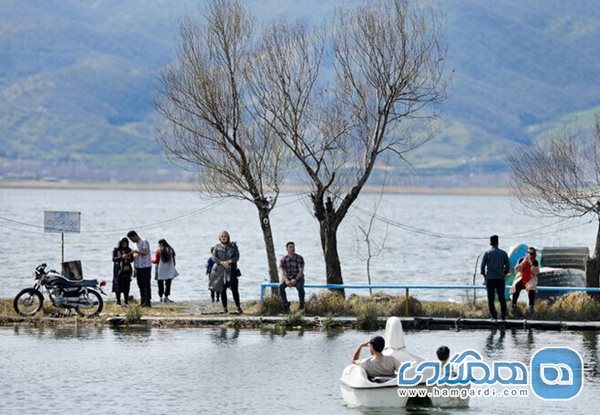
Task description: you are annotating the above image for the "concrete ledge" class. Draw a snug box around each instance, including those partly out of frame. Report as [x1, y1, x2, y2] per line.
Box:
[3, 315, 600, 331]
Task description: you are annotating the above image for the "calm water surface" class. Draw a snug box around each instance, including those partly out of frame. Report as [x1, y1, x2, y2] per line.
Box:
[0, 188, 596, 301]
[0, 326, 599, 413]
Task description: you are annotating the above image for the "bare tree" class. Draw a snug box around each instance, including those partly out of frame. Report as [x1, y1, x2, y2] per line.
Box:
[247, 0, 446, 291]
[155, 0, 287, 285]
[355, 188, 389, 296]
[507, 114, 600, 288]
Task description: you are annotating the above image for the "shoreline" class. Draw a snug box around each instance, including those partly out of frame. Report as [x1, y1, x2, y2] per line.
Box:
[0, 180, 510, 196]
[3, 298, 599, 331]
[3, 314, 600, 332]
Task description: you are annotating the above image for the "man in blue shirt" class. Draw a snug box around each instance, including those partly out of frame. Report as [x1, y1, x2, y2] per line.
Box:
[480, 235, 510, 320]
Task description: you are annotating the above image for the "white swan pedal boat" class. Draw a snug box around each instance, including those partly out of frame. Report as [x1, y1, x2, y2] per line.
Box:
[339, 317, 470, 408]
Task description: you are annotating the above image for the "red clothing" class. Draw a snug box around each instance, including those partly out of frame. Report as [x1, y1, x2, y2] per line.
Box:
[519, 256, 538, 284]
[521, 260, 532, 284]
[151, 249, 160, 264]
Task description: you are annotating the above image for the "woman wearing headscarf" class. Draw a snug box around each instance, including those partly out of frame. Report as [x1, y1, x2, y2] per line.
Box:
[112, 237, 133, 306]
[510, 246, 539, 315]
[152, 239, 178, 303]
[209, 230, 242, 314]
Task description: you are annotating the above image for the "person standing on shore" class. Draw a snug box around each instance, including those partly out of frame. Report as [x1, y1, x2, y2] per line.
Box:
[480, 235, 510, 320]
[209, 230, 242, 314]
[127, 230, 152, 308]
[112, 237, 133, 306]
[510, 246, 539, 315]
[152, 239, 178, 303]
[279, 241, 305, 312]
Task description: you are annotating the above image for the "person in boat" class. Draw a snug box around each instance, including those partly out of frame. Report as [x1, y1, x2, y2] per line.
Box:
[436, 345, 450, 366]
[510, 246, 539, 315]
[436, 345, 459, 378]
[480, 235, 510, 320]
[352, 336, 400, 378]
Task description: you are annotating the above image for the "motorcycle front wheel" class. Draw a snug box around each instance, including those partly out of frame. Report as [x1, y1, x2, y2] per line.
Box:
[75, 290, 103, 317]
[14, 288, 44, 316]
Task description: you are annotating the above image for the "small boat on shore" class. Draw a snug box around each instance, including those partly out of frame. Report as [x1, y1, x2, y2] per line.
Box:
[339, 317, 470, 408]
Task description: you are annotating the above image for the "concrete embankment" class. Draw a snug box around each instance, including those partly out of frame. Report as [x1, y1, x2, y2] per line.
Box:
[3, 314, 600, 331]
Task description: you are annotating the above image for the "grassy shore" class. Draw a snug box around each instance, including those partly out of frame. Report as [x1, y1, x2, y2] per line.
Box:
[2, 291, 599, 330]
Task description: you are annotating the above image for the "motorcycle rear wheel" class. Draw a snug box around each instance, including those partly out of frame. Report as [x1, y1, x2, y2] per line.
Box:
[14, 288, 44, 316]
[75, 290, 103, 317]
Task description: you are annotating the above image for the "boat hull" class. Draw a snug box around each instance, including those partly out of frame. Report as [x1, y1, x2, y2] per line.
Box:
[340, 383, 470, 408]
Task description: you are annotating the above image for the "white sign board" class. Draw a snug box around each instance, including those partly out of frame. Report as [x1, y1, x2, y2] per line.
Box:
[44, 211, 81, 234]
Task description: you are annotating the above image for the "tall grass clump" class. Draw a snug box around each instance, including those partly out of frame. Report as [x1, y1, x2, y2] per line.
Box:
[259, 295, 286, 315]
[535, 293, 600, 321]
[125, 305, 144, 324]
[351, 297, 384, 331]
[277, 311, 304, 329]
[305, 291, 348, 316]
[388, 296, 423, 316]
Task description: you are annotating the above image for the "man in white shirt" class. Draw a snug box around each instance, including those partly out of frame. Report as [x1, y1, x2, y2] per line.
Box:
[352, 336, 400, 378]
[127, 230, 152, 307]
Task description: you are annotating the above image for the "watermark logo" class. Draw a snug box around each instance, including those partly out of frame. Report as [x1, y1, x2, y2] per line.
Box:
[530, 347, 583, 401]
[397, 347, 583, 400]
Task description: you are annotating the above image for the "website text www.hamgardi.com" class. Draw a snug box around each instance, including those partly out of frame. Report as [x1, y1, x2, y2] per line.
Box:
[397, 387, 529, 399]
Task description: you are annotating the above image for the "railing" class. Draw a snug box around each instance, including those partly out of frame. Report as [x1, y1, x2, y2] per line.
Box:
[260, 282, 600, 314]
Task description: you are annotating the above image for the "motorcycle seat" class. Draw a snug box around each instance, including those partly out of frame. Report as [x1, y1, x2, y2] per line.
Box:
[53, 277, 98, 288]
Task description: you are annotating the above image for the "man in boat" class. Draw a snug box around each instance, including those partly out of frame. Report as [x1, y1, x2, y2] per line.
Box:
[279, 241, 305, 312]
[480, 235, 510, 320]
[352, 336, 400, 378]
[436, 345, 450, 366]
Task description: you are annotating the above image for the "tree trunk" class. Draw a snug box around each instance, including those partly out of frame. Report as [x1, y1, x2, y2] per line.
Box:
[258, 208, 279, 295]
[586, 217, 600, 299]
[319, 218, 345, 296]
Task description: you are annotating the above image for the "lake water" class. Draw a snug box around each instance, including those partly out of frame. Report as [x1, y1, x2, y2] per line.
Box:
[0, 188, 596, 302]
[0, 326, 599, 413]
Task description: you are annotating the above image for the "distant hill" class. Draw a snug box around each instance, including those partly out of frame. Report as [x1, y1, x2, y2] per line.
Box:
[1, 0, 600, 186]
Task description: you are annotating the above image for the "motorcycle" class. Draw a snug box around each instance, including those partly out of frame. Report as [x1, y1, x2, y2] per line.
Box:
[13, 263, 107, 317]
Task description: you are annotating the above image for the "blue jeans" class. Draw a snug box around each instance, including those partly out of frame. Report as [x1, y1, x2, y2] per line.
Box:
[279, 278, 305, 309]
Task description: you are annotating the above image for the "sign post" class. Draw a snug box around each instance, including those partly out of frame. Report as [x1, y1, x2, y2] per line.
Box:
[44, 211, 81, 263]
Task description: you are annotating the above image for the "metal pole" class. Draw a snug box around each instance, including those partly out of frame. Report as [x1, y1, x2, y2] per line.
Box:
[61, 232, 64, 264]
[405, 288, 409, 315]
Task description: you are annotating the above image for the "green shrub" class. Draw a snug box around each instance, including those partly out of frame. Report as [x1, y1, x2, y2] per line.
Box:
[353, 300, 384, 331]
[125, 305, 144, 324]
[277, 311, 304, 329]
[319, 314, 335, 329]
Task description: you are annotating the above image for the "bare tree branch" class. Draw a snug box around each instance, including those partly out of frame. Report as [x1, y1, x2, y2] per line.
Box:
[155, 0, 288, 284]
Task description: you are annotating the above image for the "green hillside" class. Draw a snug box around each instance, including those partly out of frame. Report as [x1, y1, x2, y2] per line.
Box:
[1, 0, 600, 185]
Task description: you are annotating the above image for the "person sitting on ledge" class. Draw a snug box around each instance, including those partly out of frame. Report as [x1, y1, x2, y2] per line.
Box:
[352, 336, 400, 378]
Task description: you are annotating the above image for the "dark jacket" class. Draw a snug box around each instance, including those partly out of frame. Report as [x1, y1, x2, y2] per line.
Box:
[112, 246, 133, 293]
